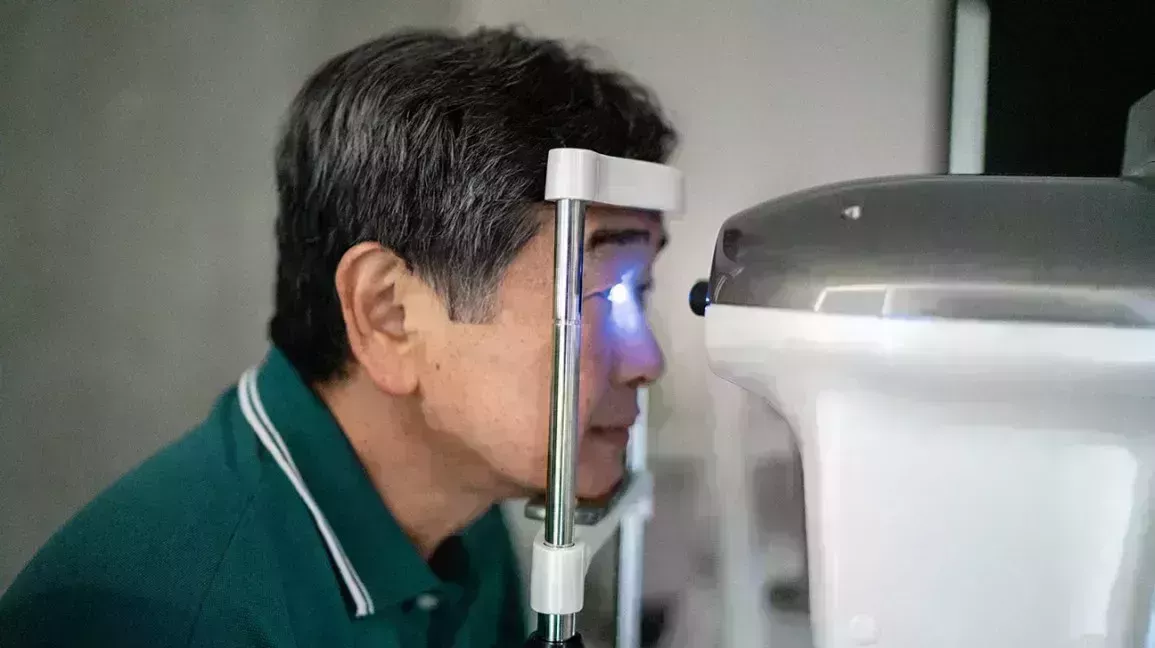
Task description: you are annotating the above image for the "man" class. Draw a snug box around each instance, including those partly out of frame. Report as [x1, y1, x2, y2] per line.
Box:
[0, 26, 677, 647]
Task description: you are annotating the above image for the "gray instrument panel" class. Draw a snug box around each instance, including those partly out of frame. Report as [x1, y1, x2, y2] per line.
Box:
[707, 175, 1155, 327]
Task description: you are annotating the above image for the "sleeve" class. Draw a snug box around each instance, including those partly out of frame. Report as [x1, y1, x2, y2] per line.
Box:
[0, 584, 190, 648]
[185, 596, 283, 648]
[0, 584, 281, 648]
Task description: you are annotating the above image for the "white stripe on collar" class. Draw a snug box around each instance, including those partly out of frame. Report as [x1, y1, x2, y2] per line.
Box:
[238, 367, 376, 617]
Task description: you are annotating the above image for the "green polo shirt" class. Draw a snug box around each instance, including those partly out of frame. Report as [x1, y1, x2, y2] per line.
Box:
[0, 349, 526, 647]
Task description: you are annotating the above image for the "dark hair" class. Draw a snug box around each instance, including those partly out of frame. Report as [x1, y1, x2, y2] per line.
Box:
[268, 27, 678, 383]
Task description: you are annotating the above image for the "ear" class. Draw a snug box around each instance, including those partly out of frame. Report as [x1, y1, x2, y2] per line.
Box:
[334, 242, 420, 396]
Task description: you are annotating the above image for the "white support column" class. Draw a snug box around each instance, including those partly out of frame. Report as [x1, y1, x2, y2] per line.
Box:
[949, 0, 991, 175]
[709, 377, 768, 648]
[616, 387, 651, 648]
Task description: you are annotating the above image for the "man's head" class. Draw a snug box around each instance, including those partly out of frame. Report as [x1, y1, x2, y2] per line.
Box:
[269, 27, 677, 499]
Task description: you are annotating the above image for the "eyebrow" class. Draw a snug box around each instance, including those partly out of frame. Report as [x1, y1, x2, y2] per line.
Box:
[586, 228, 669, 254]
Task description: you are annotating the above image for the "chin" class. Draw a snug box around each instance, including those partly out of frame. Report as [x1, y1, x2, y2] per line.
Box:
[577, 465, 626, 500]
[513, 453, 626, 501]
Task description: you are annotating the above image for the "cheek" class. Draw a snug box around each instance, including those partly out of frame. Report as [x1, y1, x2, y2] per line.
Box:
[417, 321, 556, 479]
[481, 301, 614, 436]
[499, 316, 612, 440]
[416, 299, 617, 488]
[428, 329, 551, 433]
[580, 304, 616, 405]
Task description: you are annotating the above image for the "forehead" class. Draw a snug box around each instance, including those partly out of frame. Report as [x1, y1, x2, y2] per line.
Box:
[533, 203, 664, 232]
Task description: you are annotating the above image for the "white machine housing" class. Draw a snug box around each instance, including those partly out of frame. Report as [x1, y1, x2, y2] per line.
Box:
[704, 174, 1155, 648]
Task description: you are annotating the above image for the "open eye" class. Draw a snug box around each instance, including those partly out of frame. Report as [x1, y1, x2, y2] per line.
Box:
[588, 280, 652, 308]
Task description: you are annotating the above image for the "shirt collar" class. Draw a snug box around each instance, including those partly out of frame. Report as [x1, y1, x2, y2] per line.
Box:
[249, 348, 444, 616]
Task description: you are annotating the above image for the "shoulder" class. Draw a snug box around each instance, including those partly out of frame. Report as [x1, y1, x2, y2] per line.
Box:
[0, 388, 295, 647]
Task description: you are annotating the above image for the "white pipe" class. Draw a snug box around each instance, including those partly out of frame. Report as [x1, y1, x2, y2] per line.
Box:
[616, 387, 650, 648]
[949, 0, 991, 174]
[710, 377, 768, 648]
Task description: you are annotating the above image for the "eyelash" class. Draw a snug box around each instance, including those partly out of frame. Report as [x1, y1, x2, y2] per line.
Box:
[637, 282, 653, 308]
[586, 282, 654, 307]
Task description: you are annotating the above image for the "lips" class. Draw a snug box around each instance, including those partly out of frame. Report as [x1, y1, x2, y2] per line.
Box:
[590, 409, 640, 431]
[589, 425, 632, 447]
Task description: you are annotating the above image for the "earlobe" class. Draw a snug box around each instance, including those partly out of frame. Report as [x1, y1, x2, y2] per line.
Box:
[334, 242, 420, 396]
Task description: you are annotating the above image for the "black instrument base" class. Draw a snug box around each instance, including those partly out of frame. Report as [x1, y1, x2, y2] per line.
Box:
[521, 631, 586, 647]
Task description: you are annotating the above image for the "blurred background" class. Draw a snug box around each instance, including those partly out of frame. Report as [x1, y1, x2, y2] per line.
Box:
[2, 1, 1151, 646]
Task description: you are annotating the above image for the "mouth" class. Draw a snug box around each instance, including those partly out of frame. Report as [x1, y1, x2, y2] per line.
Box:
[589, 425, 632, 448]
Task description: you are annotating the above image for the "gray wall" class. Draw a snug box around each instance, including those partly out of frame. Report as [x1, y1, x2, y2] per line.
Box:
[0, 0, 460, 589]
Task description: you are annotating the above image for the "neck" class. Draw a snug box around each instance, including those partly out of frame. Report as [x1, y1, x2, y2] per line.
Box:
[317, 377, 499, 558]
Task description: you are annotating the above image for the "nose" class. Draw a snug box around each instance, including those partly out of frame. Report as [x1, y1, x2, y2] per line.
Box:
[615, 320, 664, 388]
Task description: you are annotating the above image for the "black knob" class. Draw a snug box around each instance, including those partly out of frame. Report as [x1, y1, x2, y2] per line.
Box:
[689, 280, 710, 316]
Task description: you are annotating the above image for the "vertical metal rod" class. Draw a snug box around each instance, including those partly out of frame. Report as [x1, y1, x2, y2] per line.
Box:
[540, 198, 586, 643]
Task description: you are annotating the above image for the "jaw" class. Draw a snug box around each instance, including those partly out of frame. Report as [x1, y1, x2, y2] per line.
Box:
[576, 445, 628, 500]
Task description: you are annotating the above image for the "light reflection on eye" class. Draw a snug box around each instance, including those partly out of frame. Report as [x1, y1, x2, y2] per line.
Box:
[584, 271, 651, 337]
[607, 282, 632, 305]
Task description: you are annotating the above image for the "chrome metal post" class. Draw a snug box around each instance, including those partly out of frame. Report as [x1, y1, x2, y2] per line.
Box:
[540, 198, 587, 643]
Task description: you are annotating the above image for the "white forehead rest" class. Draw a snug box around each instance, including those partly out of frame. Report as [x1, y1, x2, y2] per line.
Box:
[544, 148, 684, 216]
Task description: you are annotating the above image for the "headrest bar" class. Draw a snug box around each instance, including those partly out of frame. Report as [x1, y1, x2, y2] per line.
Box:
[545, 148, 684, 215]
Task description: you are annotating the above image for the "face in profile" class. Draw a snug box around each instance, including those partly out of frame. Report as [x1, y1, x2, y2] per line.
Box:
[417, 206, 667, 499]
